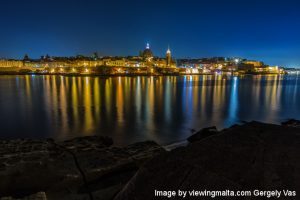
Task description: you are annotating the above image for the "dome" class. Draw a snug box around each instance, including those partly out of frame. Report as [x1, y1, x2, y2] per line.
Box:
[143, 49, 153, 58]
[142, 43, 153, 58]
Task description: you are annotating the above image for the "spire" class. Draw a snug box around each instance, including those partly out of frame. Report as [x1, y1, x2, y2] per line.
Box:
[166, 46, 171, 54]
[146, 43, 150, 49]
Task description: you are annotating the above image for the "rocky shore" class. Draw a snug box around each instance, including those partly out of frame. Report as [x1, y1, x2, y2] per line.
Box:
[0, 137, 164, 200]
[116, 120, 300, 200]
[1, 119, 300, 200]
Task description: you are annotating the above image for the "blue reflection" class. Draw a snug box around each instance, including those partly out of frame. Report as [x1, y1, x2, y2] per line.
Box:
[227, 77, 238, 125]
[164, 78, 171, 123]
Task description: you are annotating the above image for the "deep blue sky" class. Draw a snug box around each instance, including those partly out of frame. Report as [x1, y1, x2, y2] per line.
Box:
[1, 0, 300, 67]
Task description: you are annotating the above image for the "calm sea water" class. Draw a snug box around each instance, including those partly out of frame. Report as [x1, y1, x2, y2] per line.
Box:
[0, 75, 299, 145]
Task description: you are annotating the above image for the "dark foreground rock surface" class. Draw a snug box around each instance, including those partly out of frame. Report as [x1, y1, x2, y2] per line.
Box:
[187, 126, 218, 143]
[282, 119, 300, 128]
[0, 136, 164, 200]
[115, 121, 300, 200]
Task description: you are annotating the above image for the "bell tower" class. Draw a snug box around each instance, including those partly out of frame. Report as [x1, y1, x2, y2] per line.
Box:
[166, 46, 171, 67]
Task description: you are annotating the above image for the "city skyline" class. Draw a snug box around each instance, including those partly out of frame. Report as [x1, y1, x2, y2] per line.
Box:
[1, 0, 300, 67]
[0, 42, 294, 69]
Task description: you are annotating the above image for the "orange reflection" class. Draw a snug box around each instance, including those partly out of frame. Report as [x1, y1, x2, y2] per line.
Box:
[60, 76, 68, 134]
[83, 77, 93, 133]
[94, 77, 101, 122]
[116, 77, 124, 123]
[72, 77, 79, 130]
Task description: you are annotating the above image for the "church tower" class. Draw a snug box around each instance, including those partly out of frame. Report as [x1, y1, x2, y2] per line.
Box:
[166, 46, 171, 67]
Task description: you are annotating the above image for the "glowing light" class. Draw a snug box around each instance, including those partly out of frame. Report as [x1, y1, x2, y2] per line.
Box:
[186, 68, 199, 74]
[203, 69, 210, 73]
[234, 59, 239, 64]
[85, 68, 89, 73]
[146, 43, 150, 49]
[192, 68, 199, 74]
[215, 71, 222, 75]
[166, 46, 171, 54]
[60, 68, 64, 72]
[51, 69, 55, 73]
[72, 68, 76, 72]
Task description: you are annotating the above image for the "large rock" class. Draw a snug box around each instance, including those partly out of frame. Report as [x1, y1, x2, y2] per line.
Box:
[282, 119, 300, 128]
[0, 137, 164, 200]
[187, 126, 218, 143]
[115, 121, 300, 200]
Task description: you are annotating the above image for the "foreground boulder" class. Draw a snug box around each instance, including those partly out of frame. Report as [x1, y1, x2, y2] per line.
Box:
[187, 126, 218, 143]
[282, 119, 300, 128]
[115, 121, 300, 200]
[0, 136, 164, 200]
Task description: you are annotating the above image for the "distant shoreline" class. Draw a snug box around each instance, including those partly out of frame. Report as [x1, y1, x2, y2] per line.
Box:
[0, 71, 286, 77]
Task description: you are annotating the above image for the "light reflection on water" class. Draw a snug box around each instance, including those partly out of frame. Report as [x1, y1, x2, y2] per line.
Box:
[0, 75, 300, 145]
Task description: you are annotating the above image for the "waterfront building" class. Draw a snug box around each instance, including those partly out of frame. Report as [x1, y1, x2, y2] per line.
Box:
[75, 60, 104, 67]
[242, 60, 264, 67]
[126, 59, 144, 67]
[105, 58, 126, 67]
[0, 59, 23, 68]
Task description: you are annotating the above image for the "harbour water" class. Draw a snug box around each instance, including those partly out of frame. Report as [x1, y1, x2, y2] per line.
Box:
[0, 74, 299, 145]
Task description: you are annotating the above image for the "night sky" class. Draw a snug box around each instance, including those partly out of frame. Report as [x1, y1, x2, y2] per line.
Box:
[1, 0, 300, 67]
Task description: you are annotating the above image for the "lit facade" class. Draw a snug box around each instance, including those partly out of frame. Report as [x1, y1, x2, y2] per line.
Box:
[0, 60, 23, 67]
[243, 60, 264, 67]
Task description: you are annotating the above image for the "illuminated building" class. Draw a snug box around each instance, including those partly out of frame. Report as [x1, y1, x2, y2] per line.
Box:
[105, 59, 126, 67]
[76, 60, 104, 67]
[243, 60, 264, 67]
[0, 60, 23, 67]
